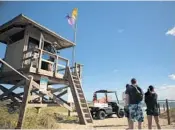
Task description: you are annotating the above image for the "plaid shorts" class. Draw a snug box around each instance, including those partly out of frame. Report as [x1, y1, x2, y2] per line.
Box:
[129, 103, 144, 122]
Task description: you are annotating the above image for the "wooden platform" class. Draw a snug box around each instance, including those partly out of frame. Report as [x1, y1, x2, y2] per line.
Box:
[0, 67, 69, 85]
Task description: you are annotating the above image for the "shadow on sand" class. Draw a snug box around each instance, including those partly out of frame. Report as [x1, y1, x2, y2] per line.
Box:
[93, 124, 127, 128]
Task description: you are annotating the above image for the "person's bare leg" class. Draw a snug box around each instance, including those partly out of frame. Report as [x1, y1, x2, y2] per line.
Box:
[138, 122, 142, 129]
[147, 115, 152, 129]
[127, 118, 130, 126]
[129, 119, 134, 129]
[126, 118, 130, 130]
[154, 116, 161, 129]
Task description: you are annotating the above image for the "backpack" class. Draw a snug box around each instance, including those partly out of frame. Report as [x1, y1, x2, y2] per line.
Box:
[132, 85, 143, 103]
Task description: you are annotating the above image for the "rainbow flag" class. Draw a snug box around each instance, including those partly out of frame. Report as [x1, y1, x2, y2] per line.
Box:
[66, 8, 78, 27]
[66, 15, 75, 26]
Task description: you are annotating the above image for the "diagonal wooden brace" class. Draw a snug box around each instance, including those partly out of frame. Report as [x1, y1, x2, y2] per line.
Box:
[0, 85, 23, 101]
[51, 86, 68, 93]
[0, 80, 25, 99]
[31, 80, 72, 111]
[0, 85, 7, 93]
[56, 90, 67, 98]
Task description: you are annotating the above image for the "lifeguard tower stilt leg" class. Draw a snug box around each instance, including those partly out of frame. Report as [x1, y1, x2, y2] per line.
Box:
[16, 77, 33, 129]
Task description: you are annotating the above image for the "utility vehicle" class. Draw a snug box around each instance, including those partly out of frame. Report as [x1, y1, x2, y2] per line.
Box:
[89, 90, 124, 120]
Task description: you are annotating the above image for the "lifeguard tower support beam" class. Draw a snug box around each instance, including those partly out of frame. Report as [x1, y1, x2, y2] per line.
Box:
[0, 14, 93, 128]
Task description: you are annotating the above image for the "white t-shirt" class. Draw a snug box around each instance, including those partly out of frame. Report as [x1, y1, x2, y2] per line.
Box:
[122, 91, 127, 106]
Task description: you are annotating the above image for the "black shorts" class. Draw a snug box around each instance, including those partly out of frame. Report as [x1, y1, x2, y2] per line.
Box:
[124, 106, 129, 118]
[146, 109, 159, 116]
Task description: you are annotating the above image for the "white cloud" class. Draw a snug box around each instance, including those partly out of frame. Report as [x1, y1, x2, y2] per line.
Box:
[155, 85, 175, 100]
[115, 85, 175, 101]
[168, 74, 175, 80]
[166, 26, 175, 36]
[117, 29, 124, 33]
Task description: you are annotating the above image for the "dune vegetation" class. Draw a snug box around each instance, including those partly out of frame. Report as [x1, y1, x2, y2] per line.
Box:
[160, 108, 175, 123]
[0, 102, 78, 129]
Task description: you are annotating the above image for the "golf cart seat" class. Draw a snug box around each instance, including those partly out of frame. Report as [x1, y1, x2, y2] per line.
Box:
[108, 102, 118, 112]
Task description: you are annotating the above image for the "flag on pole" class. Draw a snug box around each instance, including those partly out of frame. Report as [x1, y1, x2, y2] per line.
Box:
[66, 15, 75, 26]
[66, 8, 78, 66]
[72, 8, 78, 20]
[66, 8, 78, 27]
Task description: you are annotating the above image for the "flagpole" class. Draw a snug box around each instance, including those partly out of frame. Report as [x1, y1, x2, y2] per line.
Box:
[69, 24, 77, 116]
[69, 9, 78, 117]
[72, 19, 77, 67]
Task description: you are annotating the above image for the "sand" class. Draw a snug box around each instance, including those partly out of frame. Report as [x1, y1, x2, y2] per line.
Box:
[59, 114, 175, 129]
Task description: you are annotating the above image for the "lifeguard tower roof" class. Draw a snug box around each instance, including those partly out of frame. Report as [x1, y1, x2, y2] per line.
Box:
[0, 14, 75, 50]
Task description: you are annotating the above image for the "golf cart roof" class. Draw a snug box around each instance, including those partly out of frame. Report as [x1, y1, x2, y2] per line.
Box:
[94, 90, 116, 93]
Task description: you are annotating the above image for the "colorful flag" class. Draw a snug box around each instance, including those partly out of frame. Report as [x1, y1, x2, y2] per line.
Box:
[66, 8, 78, 28]
[72, 8, 78, 20]
[66, 15, 75, 26]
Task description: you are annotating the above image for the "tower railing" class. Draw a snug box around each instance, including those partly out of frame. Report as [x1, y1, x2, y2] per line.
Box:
[22, 48, 69, 78]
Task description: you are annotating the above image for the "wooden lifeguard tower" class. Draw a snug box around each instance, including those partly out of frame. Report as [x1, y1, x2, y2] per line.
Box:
[0, 14, 93, 128]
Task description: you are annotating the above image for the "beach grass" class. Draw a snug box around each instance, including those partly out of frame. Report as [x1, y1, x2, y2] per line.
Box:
[160, 108, 175, 122]
[0, 101, 175, 129]
[0, 102, 78, 129]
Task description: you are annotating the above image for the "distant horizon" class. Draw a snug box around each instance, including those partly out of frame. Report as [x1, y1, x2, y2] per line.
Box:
[87, 99, 175, 102]
[87, 100, 175, 108]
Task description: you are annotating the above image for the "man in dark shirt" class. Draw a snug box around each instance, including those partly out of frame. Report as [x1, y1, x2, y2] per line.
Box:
[125, 78, 144, 129]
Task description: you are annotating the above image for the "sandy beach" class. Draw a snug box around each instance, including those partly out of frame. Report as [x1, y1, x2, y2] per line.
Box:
[58, 114, 175, 129]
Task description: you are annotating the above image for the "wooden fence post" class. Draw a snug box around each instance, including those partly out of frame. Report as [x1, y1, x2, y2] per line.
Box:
[166, 99, 170, 125]
[68, 103, 71, 116]
[163, 104, 165, 112]
[68, 110, 71, 116]
[158, 103, 160, 115]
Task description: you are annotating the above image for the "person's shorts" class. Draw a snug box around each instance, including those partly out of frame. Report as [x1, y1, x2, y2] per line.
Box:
[124, 106, 129, 118]
[146, 108, 159, 116]
[128, 103, 144, 122]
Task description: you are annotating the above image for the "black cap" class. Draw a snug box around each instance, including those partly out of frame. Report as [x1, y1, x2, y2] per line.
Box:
[131, 78, 137, 84]
[149, 85, 154, 91]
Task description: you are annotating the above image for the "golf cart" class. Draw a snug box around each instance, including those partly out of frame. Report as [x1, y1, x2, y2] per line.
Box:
[89, 90, 124, 120]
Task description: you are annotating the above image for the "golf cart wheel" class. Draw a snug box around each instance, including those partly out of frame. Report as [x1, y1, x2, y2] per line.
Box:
[117, 110, 124, 118]
[97, 110, 106, 120]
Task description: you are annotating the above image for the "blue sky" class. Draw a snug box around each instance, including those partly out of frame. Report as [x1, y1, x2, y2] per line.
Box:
[1, 2, 175, 100]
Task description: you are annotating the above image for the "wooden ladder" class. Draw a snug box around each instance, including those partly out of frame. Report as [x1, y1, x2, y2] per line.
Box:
[67, 67, 93, 125]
